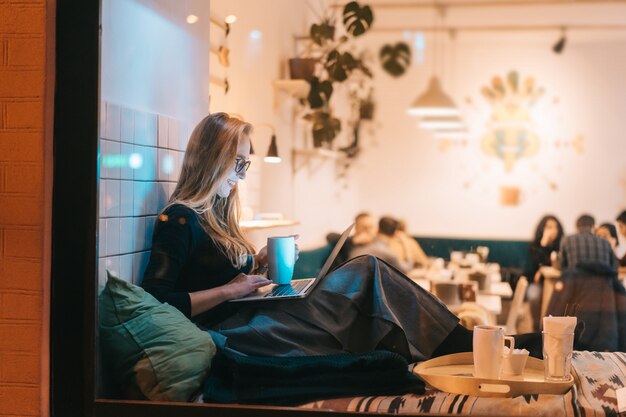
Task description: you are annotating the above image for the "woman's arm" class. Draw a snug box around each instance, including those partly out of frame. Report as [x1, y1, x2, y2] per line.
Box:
[189, 273, 270, 317]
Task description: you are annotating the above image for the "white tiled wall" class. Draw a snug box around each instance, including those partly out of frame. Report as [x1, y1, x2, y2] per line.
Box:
[98, 101, 188, 290]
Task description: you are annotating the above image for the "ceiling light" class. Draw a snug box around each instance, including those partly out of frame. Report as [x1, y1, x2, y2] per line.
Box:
[186, 14, 199, 24]
[225, 15, 237, 24]
[553, 28, 567, 54]
[408, 76, 459, 116]
[418, 115, 464, 130]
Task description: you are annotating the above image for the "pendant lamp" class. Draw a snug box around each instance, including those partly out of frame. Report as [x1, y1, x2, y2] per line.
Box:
[264, 134, 281, 164]
[407, 76, 459, 117]
[418, 114, 463, 130]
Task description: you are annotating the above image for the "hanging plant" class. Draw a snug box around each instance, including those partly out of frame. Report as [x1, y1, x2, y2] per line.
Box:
[380, 42, 412, 77]
[307, 77, 333, 109]
[342, 1, 374, 37]
[304, 110, 342, 148]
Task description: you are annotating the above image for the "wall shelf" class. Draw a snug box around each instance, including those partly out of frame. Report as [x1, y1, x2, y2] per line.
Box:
[239, 219, 300, 230]
[273, 79, 309, 109]
[292, 147, 346, 175]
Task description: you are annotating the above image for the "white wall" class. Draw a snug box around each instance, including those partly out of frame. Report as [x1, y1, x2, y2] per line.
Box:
[210, 1, 626, 243]
[210, 0, 360, 248]
[354, 29, 626, 239]
[101, 0, 211, 125]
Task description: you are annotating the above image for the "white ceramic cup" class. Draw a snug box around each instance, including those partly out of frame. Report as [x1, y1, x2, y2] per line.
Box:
[473, 325, 515, 379]
[267, 236, 296, 285]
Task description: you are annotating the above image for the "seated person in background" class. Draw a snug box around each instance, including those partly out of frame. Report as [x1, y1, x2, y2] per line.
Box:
[139, 112, 544, 363]
[559, 214, 617, 274]
[326, 211, 378, 269]
[391, 219, 429, 268]
[349, 216, 412, 273]
[616, 210, 626, 267]
[596, 222, 620, 258]
[352, 212, 377, 246]
[526, 214, 564, 282]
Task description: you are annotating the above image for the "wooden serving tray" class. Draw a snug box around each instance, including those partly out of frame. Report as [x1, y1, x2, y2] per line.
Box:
[414, 352, 574, 397]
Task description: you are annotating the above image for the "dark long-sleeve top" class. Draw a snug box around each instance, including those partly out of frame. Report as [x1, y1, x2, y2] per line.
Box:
[140, 204, 252, 327]
[526, 242, 557, 278]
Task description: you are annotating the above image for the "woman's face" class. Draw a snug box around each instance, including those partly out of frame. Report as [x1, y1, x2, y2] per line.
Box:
[544, 219, 558, 238]
[217, 135, 251, 199]
[596, 226, 615, 247]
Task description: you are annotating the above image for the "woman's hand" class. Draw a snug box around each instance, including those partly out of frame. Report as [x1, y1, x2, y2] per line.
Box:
[224, 273, 271, 300]
[540, 228, 557, 247]
[255, 234, 300, 269]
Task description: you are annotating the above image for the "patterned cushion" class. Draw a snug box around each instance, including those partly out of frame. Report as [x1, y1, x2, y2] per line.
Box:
[299, 351, 626, 416]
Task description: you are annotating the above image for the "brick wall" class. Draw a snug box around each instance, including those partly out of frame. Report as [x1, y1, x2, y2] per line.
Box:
[0, 1, 51, 416]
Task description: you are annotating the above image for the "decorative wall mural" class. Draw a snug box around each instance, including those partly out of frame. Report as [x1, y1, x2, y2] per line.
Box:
[480, 71, 542, 172]
[453, 70, 587, 206]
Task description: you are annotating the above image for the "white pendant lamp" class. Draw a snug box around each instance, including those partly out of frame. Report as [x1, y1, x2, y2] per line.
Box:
[407, 76, 459, 117]
[418, 114, 463, 130]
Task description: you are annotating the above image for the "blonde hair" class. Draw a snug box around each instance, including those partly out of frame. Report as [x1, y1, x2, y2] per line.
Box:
[166, 112, 255, 268]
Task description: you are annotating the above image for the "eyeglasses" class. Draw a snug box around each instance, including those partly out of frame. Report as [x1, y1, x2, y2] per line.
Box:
[234, 158, 251, 173]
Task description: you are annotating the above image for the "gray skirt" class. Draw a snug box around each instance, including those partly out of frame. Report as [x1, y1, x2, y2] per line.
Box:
[210, 255, 459, 362]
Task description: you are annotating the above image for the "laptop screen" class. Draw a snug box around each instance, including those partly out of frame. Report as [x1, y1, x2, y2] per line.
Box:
[315, 223, 354, 279]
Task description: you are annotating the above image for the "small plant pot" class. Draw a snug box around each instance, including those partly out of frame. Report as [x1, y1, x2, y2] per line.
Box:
[289, 58, 319, 80]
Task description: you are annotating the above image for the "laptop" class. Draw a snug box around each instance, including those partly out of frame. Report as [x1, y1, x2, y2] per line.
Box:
[229, 223, 354, 302]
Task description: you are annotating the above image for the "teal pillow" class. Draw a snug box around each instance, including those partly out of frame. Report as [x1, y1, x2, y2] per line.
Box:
[99, 271, 216, 402]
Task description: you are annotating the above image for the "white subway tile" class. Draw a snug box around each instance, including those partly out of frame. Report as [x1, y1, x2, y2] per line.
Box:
[170, 151, 183, 182]
[98, 219, 106, 258]
[104, 256, 121, 282]
[101, 139, 121, 179]
[133, 251, 151, 285]
[156, 182, 169, 211]
[99, 180, 106, 218]
[134, 111, 157, 147]
[133, 216, 146, 252]
[99, 100, 106, 139]
[158, 115, 169, 148]
[133, 181, 148, 216]
[157, 149, 171, 181]
[180, 121, 190, 151]
[133, 145, 157, 181]
[119, 180, 134, 217]
[146, 182, 159, 215]
[168, 182, 177, 199]
[168, 118, 180, 150]
[119, 254, 134, 283]
[105, 218, 120, 256]
[120, 107, 134, 143]
[145, 216, 156, 248]
[120, 143, 134, 180]
[104, 103, 121, 141]
[98, 258, 108, 293]
[119, 217, 134, 254]
[104, 179, 121, 218]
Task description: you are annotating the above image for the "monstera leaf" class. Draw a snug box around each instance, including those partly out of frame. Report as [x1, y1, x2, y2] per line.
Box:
[343, 1, 373, 37]
[310, 22, 335, 46]
[380, 42, 411, 77]
[307, 77, 333, 109]
[325, 50, 358, 82]
[304, 111, 341, 147]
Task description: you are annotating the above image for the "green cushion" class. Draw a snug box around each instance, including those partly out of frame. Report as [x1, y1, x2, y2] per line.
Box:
[99, 271, 216, 402]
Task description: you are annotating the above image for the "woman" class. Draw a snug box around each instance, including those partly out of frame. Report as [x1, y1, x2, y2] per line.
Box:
[595, 222, 620, 258]
[527, 215, 564, 282]
[141, 113, 540, 361]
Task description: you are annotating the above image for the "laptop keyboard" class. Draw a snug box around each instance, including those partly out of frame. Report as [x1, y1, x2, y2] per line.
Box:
[265, 279, 310, 297]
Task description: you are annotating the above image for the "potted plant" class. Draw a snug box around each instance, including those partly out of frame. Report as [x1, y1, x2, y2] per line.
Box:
[301, 1, 374, 148]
